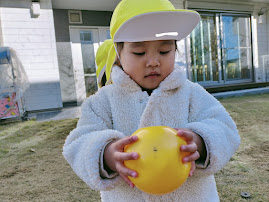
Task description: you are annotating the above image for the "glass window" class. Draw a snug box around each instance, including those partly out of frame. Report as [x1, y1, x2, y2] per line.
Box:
[221, 15, 252, 81]
[68, 10, 82, 24]
[106, 30, 111, 39]
[80, 31, 93, 43]
[190, 12, 252, 85]
[190, 15, 218, 82]
[70, 13, 80, 22]
[80, 31, 97, 96]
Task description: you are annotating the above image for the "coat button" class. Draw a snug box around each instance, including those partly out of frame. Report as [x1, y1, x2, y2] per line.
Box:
[139, 100, 143, 103]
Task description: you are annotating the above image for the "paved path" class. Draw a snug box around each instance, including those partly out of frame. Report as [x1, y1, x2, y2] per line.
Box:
[29, 106, 81, 122]
[31, 87, 269, 122]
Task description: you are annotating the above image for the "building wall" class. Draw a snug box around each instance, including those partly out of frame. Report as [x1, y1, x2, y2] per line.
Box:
[53, 9, 112, 104]
[253, 3, 269, 82]
[257, 4, 269, 82]
[0, 0, 62, 111]
[53, 9, 76, 104]
[171, 0, 189, 76]
[0, 13, 3, 46]
[81, 10, 113, 26]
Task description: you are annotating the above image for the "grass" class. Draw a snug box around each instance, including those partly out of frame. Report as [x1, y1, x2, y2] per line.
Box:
[0, 119, 101, 201]
[0, 93, 268, 201]
[216, 94, 269, 201]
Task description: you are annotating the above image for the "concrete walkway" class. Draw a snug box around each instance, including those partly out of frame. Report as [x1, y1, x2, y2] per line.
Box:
[31, 87, 269, 122]
[212, 86, 269, 99]
[29, 106, 81, 122]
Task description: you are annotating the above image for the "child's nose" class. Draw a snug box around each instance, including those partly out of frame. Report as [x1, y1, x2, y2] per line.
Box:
[146, 54, 160, 68]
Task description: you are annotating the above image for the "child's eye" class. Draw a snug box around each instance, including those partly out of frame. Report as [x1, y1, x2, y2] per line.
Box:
[133, 52, 145, 56]
[160, 51, 170, 55]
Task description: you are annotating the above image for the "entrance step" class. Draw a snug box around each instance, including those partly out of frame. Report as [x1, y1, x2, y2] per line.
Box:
[212, 86, 269, 99]
[205, 82, 269, 93]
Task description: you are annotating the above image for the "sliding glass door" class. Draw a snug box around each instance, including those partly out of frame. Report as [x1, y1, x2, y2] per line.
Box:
[190, 12, 253, 86]
[190, 14, 219, 83]
[221, 14, 252, 82]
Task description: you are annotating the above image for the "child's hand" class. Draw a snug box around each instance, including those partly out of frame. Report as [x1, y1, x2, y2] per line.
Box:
[175, 128, 206, 176]
[104, 136, 139, 188]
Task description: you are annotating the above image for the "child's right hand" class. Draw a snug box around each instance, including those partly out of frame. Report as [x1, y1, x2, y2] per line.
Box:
[104, 135, 139, 188]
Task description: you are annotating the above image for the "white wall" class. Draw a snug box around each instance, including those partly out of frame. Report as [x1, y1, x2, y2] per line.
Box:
[255, 3, 269, 82]
[172, 0, 190, 77]
[0, 0, 62, 111]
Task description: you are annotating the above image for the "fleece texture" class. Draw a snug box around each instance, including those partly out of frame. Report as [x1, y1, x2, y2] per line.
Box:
[63, 64, 240, 202]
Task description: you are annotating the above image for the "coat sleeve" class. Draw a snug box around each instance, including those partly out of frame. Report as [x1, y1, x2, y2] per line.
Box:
[185, 81, 240, 176]
[62, 89, 125, 191]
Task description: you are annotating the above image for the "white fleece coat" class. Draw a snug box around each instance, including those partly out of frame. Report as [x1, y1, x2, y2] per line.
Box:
[63, 64, 240, 202]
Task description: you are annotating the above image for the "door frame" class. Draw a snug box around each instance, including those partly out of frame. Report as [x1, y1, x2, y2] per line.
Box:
[69, 26, 110, 104]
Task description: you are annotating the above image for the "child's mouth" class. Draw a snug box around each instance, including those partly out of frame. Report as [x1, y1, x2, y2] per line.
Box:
[145, 72, 160, 78]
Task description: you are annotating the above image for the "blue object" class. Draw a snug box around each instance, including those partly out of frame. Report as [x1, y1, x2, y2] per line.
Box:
[0, 47, 11, 65]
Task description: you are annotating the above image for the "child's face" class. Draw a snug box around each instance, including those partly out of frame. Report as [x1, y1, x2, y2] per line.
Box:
[119, 40, 176, 90]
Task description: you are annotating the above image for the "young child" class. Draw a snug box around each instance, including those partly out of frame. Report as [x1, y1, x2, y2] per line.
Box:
[63, 0, 240, 201]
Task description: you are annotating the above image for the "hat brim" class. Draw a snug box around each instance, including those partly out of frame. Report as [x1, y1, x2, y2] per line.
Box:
[113, 10, 200, 43]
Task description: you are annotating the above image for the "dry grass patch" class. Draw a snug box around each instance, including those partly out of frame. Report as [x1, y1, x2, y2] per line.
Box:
[0, 93, 268, 201]
[0, 119, 101, 202]
[216, 94, 269, 201]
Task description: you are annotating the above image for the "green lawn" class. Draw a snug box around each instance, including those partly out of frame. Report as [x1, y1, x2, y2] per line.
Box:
[0, 93, 268, 201]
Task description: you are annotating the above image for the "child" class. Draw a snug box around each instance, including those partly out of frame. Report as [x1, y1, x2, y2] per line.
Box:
[63, 0, 240, 201]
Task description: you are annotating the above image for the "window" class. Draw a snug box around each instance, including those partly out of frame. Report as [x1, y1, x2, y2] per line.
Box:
[190, 12, 253, 85]
[68, 10, 82, 24]
[80, 31, 93, 43]
[106, 30, 111, 39]
[79, 30, 97, 96]
[221, 15, 252, 81]
[190, 14, 218, 83]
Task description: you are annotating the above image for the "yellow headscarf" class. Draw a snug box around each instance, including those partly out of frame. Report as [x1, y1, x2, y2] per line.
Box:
[95, 39, 113, 87]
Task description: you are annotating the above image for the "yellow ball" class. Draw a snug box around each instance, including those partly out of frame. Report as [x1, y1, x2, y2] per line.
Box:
[124, 126, 191, 195]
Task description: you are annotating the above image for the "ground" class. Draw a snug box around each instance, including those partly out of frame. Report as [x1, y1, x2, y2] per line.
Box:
[0, 94, 268, 201]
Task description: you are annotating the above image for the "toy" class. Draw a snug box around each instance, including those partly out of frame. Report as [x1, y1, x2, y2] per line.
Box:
[0, 47, 29, 120]
[124, 126, 191, 195]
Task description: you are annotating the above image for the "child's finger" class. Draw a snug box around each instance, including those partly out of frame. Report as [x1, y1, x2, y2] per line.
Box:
[119, 173, 135, 188]
[116, 135, 138, 150]
[116, 162, 138, 179]
[115, 151, 139, 161]
[183, 151, 200, 163]
[189, 161, 196, 177]
[180, 142, 197, 153]
[177, 130, 194, 143]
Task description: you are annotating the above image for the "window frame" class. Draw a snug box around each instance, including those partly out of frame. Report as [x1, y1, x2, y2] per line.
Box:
[186, 10, 254, 87]
[68, 10, 83, 24]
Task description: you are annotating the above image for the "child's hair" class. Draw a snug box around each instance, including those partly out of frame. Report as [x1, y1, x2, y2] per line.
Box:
[114, 41, 178, 67]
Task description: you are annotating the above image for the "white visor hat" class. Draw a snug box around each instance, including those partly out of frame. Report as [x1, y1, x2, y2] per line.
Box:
[105, 0, 201, 85]
[113, 11, 200, 43]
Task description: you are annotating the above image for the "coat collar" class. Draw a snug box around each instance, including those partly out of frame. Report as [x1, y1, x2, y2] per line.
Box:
[111, 64, 187, 92]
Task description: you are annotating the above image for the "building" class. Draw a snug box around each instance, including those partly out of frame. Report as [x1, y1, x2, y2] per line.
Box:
[0, 0, 268, 113]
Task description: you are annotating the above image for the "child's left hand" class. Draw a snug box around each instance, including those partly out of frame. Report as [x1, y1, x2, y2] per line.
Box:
[174, 128, 206, 176]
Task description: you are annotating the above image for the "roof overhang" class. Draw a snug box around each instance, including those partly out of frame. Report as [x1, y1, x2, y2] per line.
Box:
[51, 0, 269, 11]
